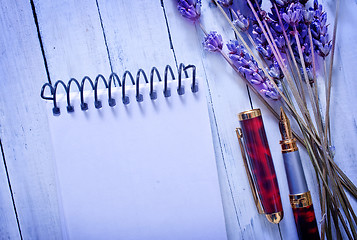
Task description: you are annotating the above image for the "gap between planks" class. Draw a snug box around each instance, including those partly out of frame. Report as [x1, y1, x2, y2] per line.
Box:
[0, 138, 23, 240]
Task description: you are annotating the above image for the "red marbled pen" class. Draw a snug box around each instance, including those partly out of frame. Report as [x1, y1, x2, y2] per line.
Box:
[279, 108, 320, 240]
[236, 109, 283, 224]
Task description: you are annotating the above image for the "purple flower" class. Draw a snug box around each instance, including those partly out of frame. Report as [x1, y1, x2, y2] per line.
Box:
[311, 1, 331, 58]
[227, 40, 280, 100]
[303, 8, 314, 24]
[177, 0, 201, 22]
[311, 13, 328, 38]
[217, 0, 233, 7]
[233, 11, 250, 32]
[252, 24, 267, 45]
[301, 42, 313, 66]
[274, 35, 285, 49]
[313, 37, 332, 58]
[257, 44, 274, 61]
[203, 31, 223, 52]
[269, 61, 284, 80]
[227, 40, 244, 55]
[269, 21, 288, 34]
[282, 3, 303, 27]
[261, 81, 280, 99]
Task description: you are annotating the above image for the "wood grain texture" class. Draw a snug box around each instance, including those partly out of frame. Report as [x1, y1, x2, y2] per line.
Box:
[0, 0, 356, 239]
[0, 5, 24, 239]
[0, 141, 20, 239]
[96, 0, 176, 74]
[0, 0, 63, 239]
[32, 0, 112, 80]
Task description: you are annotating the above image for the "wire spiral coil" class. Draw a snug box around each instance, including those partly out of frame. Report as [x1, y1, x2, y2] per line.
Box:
[41, 63, 197, 115]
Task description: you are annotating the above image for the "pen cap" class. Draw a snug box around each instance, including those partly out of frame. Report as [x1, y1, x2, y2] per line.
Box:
[238, 109, 283, 223]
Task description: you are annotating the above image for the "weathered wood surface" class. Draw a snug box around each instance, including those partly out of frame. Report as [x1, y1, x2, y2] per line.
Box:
[0, 0, 356, 239]
[0, 0, 63, 239]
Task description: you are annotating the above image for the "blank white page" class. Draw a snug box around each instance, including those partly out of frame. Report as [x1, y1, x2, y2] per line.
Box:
[46, 77, 227, 240]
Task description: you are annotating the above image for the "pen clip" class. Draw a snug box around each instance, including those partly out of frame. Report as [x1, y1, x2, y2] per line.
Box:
[235, 128, 264, 214]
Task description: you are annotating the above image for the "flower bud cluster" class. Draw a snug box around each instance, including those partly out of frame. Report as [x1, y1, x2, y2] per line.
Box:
[177, 0, 201, 22]
[227, 40, 280, 100]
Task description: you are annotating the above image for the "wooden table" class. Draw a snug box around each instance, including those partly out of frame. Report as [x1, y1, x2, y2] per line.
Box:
[1, 0, 356, 239]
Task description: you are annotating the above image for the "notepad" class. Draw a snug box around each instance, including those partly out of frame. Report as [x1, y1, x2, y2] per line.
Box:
[44, 70, 227, 239]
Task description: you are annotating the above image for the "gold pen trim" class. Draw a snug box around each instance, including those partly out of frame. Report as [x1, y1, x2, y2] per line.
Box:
[280, 139, 298, 152]
[279, 107, 298, 152]
[266, 211, 284, 224]
[238, 109, 261, 121]
[289, 191, 313, 208]
[235, 128, 264, 214]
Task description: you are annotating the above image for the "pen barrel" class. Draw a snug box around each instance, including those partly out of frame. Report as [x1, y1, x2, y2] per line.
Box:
[282, 151, 308, 194]
[292, 204, 320, 240]
[283, 151, 320, 240]
[239, 111, 283, 218]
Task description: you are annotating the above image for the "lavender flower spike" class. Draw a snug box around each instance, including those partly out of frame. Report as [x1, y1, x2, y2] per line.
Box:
[177, 0, 201, 22]
[311, 1, 332, 58]
[269, 61, 284, 80]
[282, 3, 303, 27]
[227, 40, 280, 100]
[233, 11, 250, 32]
[203, 31, 223, 52]
[314, 35, 332, 58]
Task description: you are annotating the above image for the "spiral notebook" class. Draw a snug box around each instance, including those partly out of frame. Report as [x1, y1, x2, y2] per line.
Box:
[42, 64, 227, 240]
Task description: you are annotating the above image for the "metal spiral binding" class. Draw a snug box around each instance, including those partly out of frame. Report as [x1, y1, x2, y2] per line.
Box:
[40, 63, 197, 115]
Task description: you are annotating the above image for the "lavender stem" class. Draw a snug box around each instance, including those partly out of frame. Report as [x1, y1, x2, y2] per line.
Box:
[284, 48, 303, 97]
[308, 25, 325, 135]
[198, 21, 208, 36]
[325, 0, 340, 153]
[293, 25, 323, 141]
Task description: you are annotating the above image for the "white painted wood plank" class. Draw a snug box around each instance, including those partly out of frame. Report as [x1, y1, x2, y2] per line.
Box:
[33, 0, 111, 80]
[0, 0, 63, 239]
[163, 1, 285, 239]
[0, 144, 20, 239]
[96, 0, 176, 74]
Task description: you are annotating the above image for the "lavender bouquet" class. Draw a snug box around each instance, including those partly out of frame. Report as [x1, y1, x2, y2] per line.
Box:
[177, 0, 356, 239]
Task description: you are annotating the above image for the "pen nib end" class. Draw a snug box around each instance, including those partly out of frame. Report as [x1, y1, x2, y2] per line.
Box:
[279, 108, 292, 141]
[279, 107, 288, 122]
